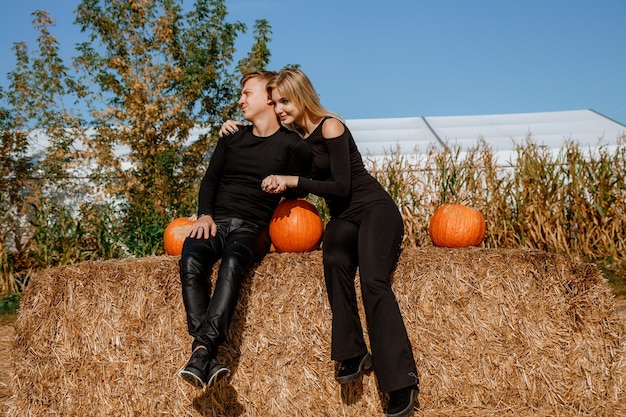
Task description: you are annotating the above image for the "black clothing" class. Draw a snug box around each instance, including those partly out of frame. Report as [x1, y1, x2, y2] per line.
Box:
[180, 126, 311, 357]
[197, 125, 311, 227]
[180, 218, 269, 353]
[296, 118, 418, 393]
[296, 119, 390, 222]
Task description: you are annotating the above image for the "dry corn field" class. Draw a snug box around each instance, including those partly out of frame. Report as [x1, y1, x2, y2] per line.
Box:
[365, 137, 626, 274]
[3, 248, 626, 416]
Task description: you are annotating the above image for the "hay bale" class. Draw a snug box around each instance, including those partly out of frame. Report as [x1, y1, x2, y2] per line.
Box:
[8, 248, 626, 416]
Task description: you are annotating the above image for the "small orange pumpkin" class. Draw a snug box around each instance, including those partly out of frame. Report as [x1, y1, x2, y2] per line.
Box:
[269, 199, 324, 253]
[164, 216, 195, 256]
[429, 204, 485, 248]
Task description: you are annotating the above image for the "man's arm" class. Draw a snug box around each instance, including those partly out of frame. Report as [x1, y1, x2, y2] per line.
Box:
[197, 135, 228, 217]
[188, 135, 229, 239]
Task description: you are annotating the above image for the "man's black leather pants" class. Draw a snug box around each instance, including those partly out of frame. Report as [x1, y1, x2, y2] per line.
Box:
[179, 217, 269, 355]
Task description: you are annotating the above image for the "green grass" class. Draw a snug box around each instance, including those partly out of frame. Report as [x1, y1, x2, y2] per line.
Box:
[0, 292, 21, 315]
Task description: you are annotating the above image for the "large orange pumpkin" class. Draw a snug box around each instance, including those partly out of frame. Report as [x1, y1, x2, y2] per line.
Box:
[164, 216, 195, 256]
[269, 199, 324, 253]
[429, 204, 486, 248]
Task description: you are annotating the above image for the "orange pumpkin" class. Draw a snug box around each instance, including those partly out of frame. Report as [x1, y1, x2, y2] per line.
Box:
[429, 204, 485, 248]
[164, 216, 195, 256]
[269, 199, 324, 253]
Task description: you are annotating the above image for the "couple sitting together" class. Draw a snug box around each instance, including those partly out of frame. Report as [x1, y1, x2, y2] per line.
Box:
[176, 68, 419, 417]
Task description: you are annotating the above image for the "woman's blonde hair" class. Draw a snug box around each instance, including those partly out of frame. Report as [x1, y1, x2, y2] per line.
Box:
[268, 68, 341, 134]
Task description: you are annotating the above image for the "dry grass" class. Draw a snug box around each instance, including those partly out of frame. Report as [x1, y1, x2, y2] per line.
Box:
[7, 248, 626, 416]
[368, 135, 626, 271]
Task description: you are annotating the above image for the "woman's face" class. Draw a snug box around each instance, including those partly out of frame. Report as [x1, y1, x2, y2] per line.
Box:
[271, 88, 301, 125]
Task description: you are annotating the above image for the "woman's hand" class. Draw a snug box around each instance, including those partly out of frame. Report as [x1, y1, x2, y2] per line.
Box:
[262, 175, 298, 194]
[187, 215, 217, 239]
[219, 120, 244, 137]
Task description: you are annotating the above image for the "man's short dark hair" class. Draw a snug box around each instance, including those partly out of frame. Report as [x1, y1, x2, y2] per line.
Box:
[240, 71, 278, 88]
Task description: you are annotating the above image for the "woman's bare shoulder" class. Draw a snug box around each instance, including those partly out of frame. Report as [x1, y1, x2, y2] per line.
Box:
[321, 117, 345, 139]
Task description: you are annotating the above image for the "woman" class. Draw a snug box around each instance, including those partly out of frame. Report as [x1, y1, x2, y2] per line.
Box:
[223, 68, 419, 417]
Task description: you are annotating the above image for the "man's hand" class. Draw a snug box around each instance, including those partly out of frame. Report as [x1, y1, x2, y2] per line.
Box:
[188, 215, 217, 239]
[219, 120, 244, 137]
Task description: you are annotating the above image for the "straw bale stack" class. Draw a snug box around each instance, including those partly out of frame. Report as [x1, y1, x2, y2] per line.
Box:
[8, 248, 626, 416]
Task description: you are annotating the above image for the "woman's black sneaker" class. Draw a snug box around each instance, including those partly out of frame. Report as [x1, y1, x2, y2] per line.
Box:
[386, 385, 419, 417]
[336, 352, 372, 384]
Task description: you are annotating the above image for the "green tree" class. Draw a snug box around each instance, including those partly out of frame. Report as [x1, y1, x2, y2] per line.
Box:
[0, 10, 89, 291]
[1, 1, 273, 292]
[0, 87, 32, 293]
[8, 11, 86, 184]
[73, 0, 272, 255]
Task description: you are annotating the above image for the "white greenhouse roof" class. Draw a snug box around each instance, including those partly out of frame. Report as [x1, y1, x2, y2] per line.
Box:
[25, 109, 626, 167]
[345, 109, 626, 164]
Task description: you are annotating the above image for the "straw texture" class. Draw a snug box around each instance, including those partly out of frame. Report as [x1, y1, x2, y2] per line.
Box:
[8, 248, 626, 416]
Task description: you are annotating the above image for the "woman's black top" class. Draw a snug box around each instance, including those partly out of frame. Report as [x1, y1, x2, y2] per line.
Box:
[296, 118, 393, 222]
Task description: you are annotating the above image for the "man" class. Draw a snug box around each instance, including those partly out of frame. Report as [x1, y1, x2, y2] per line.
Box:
[178, 71, 311, 389]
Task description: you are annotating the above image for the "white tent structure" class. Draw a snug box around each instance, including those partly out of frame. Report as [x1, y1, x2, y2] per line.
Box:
[345, 109, 626, 165]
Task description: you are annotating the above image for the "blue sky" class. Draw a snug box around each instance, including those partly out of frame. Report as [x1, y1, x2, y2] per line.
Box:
[1, 0, 625, 125]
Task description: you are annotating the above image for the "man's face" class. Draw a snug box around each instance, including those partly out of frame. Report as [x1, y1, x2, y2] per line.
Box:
[238, 77, 271, 122]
